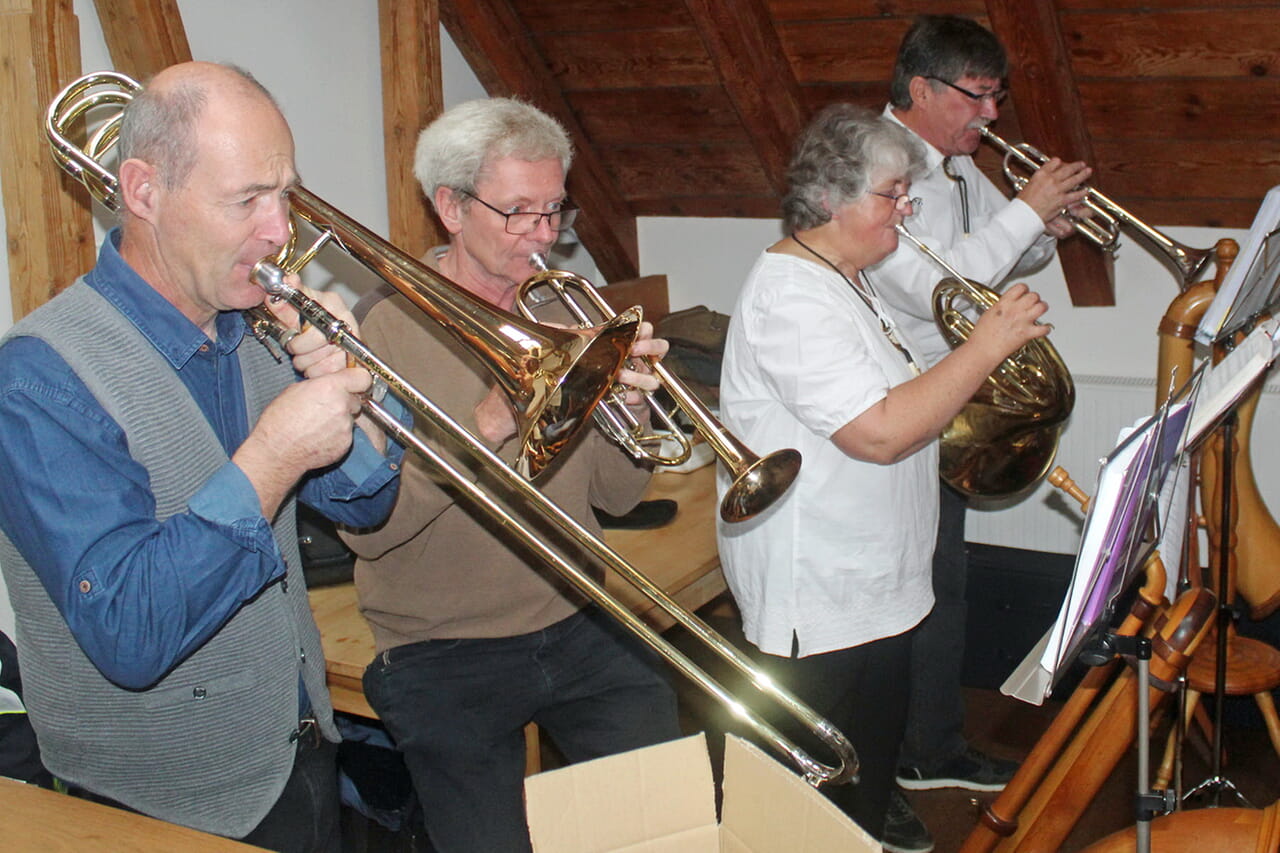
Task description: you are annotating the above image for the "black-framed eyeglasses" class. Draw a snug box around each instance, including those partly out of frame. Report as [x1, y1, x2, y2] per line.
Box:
[868, 191, 922, 213]
[458, 189, 580, 235]
[927, 76, 1007, 105]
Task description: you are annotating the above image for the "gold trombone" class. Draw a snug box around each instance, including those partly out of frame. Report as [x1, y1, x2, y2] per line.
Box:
[46, 70, 858, 788]
[980, 127, 1213, 289]
[519, 255, 802, 522]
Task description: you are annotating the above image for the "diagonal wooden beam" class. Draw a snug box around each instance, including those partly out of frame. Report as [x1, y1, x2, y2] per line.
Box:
[683, 0, 807, 196]
[92, 0, 189, 78]
[1, 0, 94, 320]
[985, 0, 1115, 307]
[440, 0, 638, 281]
[378, 0, 446, 254]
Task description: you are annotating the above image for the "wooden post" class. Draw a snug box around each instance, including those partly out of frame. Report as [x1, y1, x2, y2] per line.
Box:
[0, 0, 94, 321]
[378, 0, 445, 255]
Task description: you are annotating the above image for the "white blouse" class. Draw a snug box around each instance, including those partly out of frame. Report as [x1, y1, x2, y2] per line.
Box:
[716, 251, 937, 658]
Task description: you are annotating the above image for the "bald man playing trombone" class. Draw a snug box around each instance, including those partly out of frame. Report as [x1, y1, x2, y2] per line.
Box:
[0, 62, 402, 852]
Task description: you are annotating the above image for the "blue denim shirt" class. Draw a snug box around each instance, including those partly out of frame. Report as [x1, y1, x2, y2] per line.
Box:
[0, 230, 404, 689]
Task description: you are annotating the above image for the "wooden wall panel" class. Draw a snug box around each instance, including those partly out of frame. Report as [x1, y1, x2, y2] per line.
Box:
[514, 0, 692, 32]
[768, 0, 985, 20]
[779, 20, 916, 83]
[1091, 138, 1280, 200]
[602, 142, 775, 199]
[1079, 78, 1280, 142]
[1063, 9, 1280, 78]
[540, 28, 715, 90]
[629, 195, 779, 218]
[1056, 0, 1277, 11]
[568, 87, 744, 144]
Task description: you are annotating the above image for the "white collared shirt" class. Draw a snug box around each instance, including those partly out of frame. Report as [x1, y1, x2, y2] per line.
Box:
[716, 251, 936, 658]
[865, 104, 1057, 368]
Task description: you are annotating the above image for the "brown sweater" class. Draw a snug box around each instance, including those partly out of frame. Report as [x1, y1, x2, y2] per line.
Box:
[341, 276, 651, 653]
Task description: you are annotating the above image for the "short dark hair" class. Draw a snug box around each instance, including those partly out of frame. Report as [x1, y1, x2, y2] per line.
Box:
[889, 15, 1007, 110]
[780, 104, 926, 233]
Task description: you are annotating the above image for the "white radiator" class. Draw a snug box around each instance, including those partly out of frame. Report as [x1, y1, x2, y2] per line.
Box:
[966, 372, 1280, 555]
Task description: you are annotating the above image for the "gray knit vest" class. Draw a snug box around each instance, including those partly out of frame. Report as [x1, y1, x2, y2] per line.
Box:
[0, 281, 336, 837]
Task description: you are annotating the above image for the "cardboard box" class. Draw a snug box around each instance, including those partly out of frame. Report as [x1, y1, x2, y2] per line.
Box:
[524, 733, 879, 852]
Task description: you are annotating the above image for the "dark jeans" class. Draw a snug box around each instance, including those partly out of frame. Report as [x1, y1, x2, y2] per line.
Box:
[239, 736, 341, 853]
[364, 607, 681, 853]
[900, 481, 969, 769]
[757, 629, 912, 839]
[66, 735, 340, 853]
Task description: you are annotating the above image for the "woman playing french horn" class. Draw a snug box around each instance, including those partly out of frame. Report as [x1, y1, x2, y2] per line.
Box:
[715, 103, 1052, 847]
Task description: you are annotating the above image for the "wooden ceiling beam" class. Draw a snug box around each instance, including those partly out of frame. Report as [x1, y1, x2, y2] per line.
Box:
[378, 0, 445, 254]
[440, 0, 639, 281]
[1, 0, 95, 320]
[683, 0, 807, 195]
[985, 0, 1114, 306]
[93, 0, 189, 78]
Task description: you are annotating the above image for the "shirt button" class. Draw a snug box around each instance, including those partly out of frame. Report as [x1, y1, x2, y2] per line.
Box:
[299, 649, 307, 663]
[193, 686, 207, 699]
[199, 344, 209, 353]
[78, 579, 91, 594]
[281, 578, 289, 593]
[389, 462, 400, 471]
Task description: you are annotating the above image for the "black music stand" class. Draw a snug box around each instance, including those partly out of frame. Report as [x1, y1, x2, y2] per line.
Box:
[1178, 201, 1280, 808]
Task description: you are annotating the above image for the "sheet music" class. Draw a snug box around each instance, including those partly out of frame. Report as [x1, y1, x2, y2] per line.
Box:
[1197, 185, 1280, 345]
[1184, 317, 1280, 448]
[1002, 398, 1192, 705]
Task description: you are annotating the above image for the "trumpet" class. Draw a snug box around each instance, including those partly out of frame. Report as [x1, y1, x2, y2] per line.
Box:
[896, 226, 1075, 498]
[980, 127, 1212, 289]
[47, 70, 858, 788]
[519, 256, 802, 523]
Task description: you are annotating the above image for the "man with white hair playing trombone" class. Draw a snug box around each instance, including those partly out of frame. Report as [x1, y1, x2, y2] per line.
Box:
[863, 13, 1093, 853]
[341, 96, 681, 853]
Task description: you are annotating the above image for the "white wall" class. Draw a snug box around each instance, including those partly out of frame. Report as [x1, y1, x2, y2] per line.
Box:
[0, 1, 1268, 633]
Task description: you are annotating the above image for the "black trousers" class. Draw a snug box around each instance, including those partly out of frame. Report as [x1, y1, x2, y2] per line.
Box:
[756, 628, 913, 839]
[900, 481, 970, 769]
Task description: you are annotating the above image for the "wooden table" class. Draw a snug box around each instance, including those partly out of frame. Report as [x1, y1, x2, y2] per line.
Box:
[0, 776, 264, 851]
[308, 463, 725, 720]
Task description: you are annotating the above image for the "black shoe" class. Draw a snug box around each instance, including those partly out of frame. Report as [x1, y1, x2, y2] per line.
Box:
[592, 499, 678, 530]
[881, 788, 933, 853]
[897, 746, 1018, 792]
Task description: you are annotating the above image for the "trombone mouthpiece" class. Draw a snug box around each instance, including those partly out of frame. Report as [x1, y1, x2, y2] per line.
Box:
[529, 253, 549, 272]
[251, 259, 288, 296]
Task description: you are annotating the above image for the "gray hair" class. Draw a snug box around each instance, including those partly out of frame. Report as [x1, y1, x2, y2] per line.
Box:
[118, 64, 276, 190]
[781, 104, 926, 233]
[889, 15, 1007, 110]
[414, 98, 573, 210]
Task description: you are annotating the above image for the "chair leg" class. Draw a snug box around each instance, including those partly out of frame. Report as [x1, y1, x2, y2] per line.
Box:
[1156, 689, 1202, 790]
[1253, 689, 1280, 763]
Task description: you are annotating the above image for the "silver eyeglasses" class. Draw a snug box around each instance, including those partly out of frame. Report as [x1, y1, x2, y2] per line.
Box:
[869, 191, 923, 213]
[459, 189, 580, 235]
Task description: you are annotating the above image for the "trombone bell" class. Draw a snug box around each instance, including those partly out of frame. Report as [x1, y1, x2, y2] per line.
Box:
[519, 255, 802, 522]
